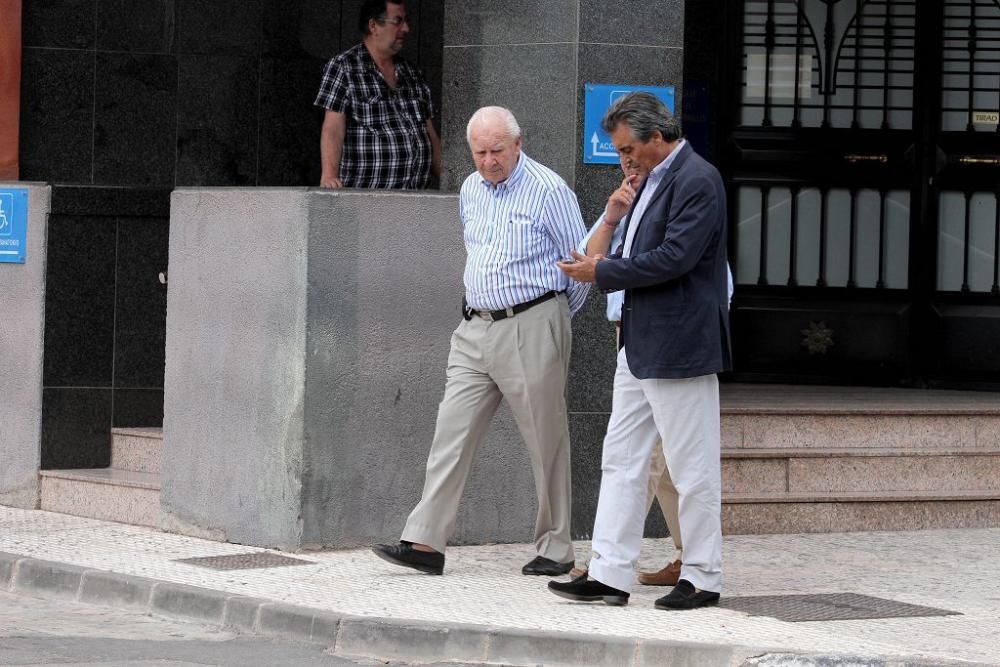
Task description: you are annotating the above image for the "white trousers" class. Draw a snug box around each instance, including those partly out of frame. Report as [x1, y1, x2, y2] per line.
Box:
[588, 347, 722, 593]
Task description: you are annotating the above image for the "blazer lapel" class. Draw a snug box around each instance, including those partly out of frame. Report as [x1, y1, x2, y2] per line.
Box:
[614, 143, 692, 254]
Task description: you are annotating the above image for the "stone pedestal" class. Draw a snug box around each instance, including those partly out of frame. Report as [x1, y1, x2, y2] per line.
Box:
[0, 183, 49, 508]
[162, 189, 539, 549]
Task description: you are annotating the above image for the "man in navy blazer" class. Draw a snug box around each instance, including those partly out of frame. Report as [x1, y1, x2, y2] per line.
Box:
[551, 91, 731, 610]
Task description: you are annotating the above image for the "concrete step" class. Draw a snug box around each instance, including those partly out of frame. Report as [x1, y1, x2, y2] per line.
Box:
[111, 427, 162, 474]
[720, 384, 1000, 451]
[721, 447, 1000, 494]
[722, 490, 1000, 534]
[39, 469, 161, 528]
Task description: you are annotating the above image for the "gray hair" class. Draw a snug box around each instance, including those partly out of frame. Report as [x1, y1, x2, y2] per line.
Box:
[466, 106, 522, 144]
[601, 91, 681, 143]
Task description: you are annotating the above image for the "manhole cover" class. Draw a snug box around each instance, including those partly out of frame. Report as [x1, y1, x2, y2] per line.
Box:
[718, 593, 961, 622]
[174, 552, 316, 570]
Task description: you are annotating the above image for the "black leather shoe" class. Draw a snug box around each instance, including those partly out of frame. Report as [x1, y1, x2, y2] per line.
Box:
[522, 555, 574, 576]
[371, 542, 444, 575]
[654, 579, 720, 610]
[548, 573, 629, 606]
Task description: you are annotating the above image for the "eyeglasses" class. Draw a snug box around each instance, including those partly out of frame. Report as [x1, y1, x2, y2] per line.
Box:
[376, 16, 409, 27]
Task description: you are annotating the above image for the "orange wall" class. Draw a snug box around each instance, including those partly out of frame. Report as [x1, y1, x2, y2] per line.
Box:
[0, 0, 21, 179]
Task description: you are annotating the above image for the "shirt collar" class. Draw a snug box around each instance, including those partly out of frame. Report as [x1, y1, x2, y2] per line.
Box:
[647, 139, 686, 183]
[479, 151, 527, 191]
[358, 43, 404, 82]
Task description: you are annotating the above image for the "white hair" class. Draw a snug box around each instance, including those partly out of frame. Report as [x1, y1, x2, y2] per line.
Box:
[466, 106, 522, 144]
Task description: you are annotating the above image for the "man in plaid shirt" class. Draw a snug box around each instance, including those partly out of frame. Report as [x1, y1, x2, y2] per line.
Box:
[314, 0, 441, 189]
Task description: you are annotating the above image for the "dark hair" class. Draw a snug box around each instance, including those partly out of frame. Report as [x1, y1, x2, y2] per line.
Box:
[359, 0, 404, 36]
[601, 91, 682, 143]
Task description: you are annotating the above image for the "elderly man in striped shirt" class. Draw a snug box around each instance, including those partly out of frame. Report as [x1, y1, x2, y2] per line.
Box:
[373, 106, 589, 577]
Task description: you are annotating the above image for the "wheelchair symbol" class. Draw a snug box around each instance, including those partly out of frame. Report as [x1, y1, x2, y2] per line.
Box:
[0, 196, 11, 236]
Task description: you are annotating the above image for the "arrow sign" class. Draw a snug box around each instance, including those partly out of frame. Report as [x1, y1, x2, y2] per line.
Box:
[583, 84, 675, 165]
[590, 132, 618, 158]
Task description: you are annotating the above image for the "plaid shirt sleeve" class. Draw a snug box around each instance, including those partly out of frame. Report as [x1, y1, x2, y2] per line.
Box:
[314, 57, 350, 113]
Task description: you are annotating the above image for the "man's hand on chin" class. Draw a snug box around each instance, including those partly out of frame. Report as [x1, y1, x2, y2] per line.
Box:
[557, 249, 602, 284]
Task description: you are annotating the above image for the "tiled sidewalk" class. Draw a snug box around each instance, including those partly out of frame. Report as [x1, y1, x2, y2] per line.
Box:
[1, 506, 998, 665]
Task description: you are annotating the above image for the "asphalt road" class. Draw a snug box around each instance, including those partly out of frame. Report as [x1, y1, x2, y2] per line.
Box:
[0, 590, 486, 666]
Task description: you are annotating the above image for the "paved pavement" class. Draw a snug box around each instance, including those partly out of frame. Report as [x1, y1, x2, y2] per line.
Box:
[0, 590, 484, 666]
[1, 506, 998, 666]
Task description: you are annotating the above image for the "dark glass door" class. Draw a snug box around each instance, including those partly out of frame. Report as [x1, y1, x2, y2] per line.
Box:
[720, 0, 1000, 389]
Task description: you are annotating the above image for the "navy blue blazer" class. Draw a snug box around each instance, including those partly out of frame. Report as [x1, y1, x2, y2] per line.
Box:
[594, 143, 732, 380]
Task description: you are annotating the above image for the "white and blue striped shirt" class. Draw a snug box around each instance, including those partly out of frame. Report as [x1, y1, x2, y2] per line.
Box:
[460, 152, 589, 314]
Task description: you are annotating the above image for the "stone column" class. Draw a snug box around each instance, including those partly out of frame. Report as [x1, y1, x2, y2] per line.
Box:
[440, 0, 685, 537]
[162, 189, 539, 549]
[0, 183, 49, 508]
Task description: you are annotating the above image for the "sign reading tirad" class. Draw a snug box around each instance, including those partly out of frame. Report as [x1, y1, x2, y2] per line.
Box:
[973, 111, 999, 126]
[584, 84, 675, 164]
[0, 188, 28, 264]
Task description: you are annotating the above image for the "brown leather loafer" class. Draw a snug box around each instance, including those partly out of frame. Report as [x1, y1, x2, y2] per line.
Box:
[638, 559, 681, 586]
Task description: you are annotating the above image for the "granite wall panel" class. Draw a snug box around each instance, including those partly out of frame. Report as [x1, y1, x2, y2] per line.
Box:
[21, 0, 94, 49]
[175, 55, 258, 186]
[18, 48, 94, 184]
[93, 53, 177, 186]
[566, 294, 618, 413]
[113, 388, 165, 428]
[41, 215, 117, 388]
[41, 388, 112, 469]
[113, 217, 169, 389]
[578, 0, 684, 48]
[175, 0, 262, 56]
[96, 0, 176, 53]
[40, 188, 169, 467]
[258, 57, 325, 186]
[443, 0, 578, 46]
[441, 43, 578, 189]
[262, 0, 341, 58]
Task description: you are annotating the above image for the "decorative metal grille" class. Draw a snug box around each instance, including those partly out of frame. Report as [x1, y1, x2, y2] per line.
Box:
[736, 185, 910, 288]
[719, 592, 961, 622]
[741, 0, 917, 129]
[175, 552, 316, 570]
[938, 190, 1000, 293]
[942, 0, 1000, 132]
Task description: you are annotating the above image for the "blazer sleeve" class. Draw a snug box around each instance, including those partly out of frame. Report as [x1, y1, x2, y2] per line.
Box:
[595, 173, 721, 292]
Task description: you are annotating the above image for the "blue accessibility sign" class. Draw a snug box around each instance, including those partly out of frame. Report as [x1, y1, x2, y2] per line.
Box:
[0, 188, 29, 264]
[583, 84, 675, 164]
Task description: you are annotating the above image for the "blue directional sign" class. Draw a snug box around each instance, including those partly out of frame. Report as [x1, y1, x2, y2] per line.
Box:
[0, 188, 28, 264]
[583, 84, 676, 164]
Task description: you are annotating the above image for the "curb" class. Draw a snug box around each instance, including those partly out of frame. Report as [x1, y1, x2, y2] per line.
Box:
[0, 551, 986, 667]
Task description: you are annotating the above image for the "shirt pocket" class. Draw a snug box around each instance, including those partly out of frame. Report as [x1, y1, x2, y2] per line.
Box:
[505, 212, 541, 252]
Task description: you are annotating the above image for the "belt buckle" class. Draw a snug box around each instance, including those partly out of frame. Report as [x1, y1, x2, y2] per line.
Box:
[479, 310, 494, 322]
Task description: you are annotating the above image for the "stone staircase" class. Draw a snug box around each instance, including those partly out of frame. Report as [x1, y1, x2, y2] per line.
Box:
[39, 428, 162, 528]
[719, 385, 1000, 534]
[32, 386, 1000, 536]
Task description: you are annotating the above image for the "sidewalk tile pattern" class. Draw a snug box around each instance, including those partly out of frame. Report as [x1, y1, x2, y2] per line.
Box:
[1, 507, 998, 664]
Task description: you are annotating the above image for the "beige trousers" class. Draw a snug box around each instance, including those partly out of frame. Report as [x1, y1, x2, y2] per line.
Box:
[401, 294, 574, 563]
[646, 445, 683, 553]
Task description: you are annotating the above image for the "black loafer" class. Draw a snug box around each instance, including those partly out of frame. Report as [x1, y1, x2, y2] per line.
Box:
[548, 572, 629, 606]
[522, 555, 574, 576]
[654, 578, 720, 610]
[371, 542, 444, 575]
